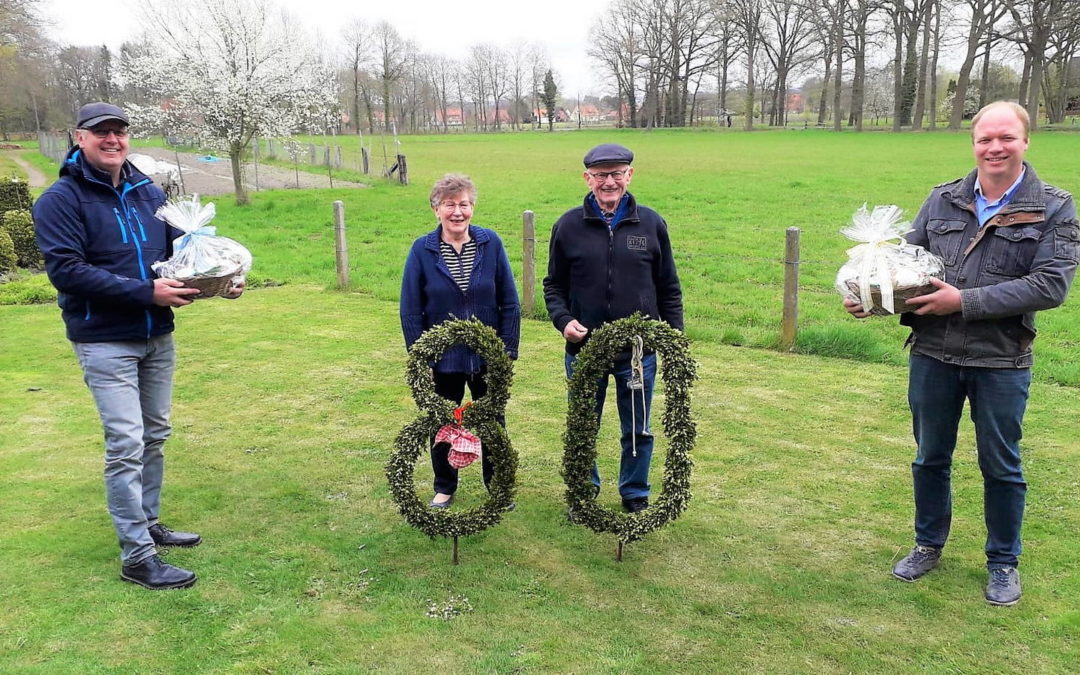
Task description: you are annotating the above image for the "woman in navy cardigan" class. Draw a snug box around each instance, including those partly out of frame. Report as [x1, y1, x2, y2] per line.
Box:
[400, 174, 521, 508]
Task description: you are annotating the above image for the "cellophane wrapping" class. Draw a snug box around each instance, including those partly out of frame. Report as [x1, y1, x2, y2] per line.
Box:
[151, 195, 252, 297]
[835, 204, 944, 316]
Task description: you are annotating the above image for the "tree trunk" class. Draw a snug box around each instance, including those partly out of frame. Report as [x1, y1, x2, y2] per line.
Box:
[978, 36, 992, 109]
[818, 53, 832, 125]
[928, 0, 942, 129]
[899, 2, 923, 126]
[851, 8, 867, 131]
[912, 0, 934, 129]
[229, 143, 249, 206]
[832, 7, 844, 132]
[1017, 50, 1032, 108]
[892, 6, 904, 132]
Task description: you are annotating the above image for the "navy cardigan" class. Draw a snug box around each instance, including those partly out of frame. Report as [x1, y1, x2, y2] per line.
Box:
[400, 224, 520, 373]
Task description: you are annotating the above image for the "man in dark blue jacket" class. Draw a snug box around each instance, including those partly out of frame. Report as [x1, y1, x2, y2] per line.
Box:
[845, 102, 1078, 606]
[33, 102, 236, 589]
[544, 144, 684, 514]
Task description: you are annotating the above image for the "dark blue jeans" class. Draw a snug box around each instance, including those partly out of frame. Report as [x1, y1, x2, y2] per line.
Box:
[908, 354, 1030, 569]
[565, 352, 656, 499]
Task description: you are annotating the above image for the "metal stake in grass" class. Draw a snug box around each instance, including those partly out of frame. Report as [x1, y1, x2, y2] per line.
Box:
[453, 536, 459, 565]
[616, 540, 624, 562]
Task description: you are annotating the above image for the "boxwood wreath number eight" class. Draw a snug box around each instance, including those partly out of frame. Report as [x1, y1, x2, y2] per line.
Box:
[386, 319, 517, 543]
[562, 314, 697, 548]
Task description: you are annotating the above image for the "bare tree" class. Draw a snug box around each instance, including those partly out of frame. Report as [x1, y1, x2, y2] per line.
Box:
[1002, 0, 1075, 128]
[760, 0, 818, 126]
[465, 44, 491, 130]
[711, 0, 743, 123]
[1040, 2, 1080, 123]
[948, 0, 1008, 130]
[911, 0, 937, 128]
[731, 0, 765, 130]
[372, 20, 408, 133]
[342, 19, 371, 135]
[589, 2, 645, 127]
[485, 45, 509, 130]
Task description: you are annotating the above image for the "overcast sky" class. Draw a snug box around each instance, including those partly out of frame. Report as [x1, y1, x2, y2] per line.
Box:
[43, 0, 606, 96]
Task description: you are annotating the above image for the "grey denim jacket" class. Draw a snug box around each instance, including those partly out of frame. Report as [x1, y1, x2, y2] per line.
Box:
[900, 162, 1079, 368]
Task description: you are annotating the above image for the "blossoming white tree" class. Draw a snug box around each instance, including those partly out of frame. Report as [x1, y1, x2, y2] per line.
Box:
[125, 0, 337, 205]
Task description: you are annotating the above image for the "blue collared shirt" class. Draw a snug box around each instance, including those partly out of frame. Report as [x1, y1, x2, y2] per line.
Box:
[587, 193, 630, 230]
[975, 169, 1025, 226]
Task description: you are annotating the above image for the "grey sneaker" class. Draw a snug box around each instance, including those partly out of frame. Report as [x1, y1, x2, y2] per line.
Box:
[985, 567, 1021, 607]
[892, 545, 941, 582]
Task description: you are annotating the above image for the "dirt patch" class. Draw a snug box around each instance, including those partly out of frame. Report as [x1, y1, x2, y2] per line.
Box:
[135, 147, 367, 196]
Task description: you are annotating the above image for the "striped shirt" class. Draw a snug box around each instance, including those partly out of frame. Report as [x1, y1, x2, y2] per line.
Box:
[440, 239, 477, 292]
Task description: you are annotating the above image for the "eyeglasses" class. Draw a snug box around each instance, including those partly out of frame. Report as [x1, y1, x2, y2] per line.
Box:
[437, 200, 474, 211]
[84, 128, 129, 139]
[587, 169, 629, 182]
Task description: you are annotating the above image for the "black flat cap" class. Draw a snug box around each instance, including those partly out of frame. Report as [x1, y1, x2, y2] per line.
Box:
[77, 102, 129, 129]
[583, 143, 633, 168]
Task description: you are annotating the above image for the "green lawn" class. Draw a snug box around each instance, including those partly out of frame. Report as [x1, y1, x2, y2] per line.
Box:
[2, 129, 1079, 671]
[219, 129, 1080, 384]
[25, 130, 1080, 385]
[1, 287, 1078, 672]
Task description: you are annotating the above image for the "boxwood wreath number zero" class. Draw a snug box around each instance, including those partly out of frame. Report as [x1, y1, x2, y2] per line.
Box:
[386, 319, 517, 539]
[563, 314, 697, 544]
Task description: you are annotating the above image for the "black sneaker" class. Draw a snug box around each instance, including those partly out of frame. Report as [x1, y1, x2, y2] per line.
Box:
[148, 523, 202, 547]
[985, 567, 1021, 606]
[622, 497, 649, 513]
[121, 555, 197, 590]
[892, 545, 941, 582]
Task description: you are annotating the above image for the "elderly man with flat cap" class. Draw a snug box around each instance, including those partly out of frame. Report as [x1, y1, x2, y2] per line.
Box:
[544, 143, 684, 513]
[33, 102, 241, 589]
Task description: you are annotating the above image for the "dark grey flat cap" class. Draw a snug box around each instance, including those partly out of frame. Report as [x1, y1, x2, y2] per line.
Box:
[583, 143, 633, 168]
[77, 102, 129, 129]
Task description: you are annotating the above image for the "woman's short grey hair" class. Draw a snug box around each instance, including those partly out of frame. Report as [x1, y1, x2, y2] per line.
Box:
[430, 173, 477, 207]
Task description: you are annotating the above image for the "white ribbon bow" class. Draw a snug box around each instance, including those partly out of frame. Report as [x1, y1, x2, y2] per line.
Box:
[840, 204, 912, 314]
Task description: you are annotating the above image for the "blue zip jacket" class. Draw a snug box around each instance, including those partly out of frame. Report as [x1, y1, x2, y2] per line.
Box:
[400, 224, 521, 373]
[33, 147, 179, 343]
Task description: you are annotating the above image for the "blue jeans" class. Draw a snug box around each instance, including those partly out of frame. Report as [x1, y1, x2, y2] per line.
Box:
[908, 353, 1030, 569]
[565, 352, 656, 499]
[72, 335, 175, 565]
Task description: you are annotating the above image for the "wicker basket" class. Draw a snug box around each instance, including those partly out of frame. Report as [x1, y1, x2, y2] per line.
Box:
[844, 279, 934, 316]
[179, 273, 237, 298]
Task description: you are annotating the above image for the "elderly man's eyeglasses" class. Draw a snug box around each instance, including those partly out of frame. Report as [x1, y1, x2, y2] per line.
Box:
[438, 200, 473, 211]
[84, 128, 130, 139]
[588, 169, 629, 182]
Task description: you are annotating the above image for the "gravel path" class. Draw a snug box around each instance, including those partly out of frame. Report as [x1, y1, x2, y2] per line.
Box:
[9, 152, 48, 188]
[135, 147, 367, 196]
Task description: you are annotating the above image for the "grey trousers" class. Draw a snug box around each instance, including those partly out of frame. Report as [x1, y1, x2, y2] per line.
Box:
[73, 334, 175, 565]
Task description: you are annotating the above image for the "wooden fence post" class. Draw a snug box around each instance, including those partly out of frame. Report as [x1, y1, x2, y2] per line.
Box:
[334, 200, 349, 289]
[397, 154, 408, 185]
[361, 147, 370, 174]
[522, 210, 536, 316]
[781, 227, 800, 351]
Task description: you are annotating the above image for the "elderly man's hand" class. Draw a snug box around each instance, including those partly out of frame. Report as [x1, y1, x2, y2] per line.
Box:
[152, 278, 201, 307]
[906, 277, 962, 316]
[562, 319, 589, 343]
[842, 296, 871, 319]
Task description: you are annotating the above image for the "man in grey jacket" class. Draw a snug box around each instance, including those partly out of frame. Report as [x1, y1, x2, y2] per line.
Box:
[844, 101, 1079, 606]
